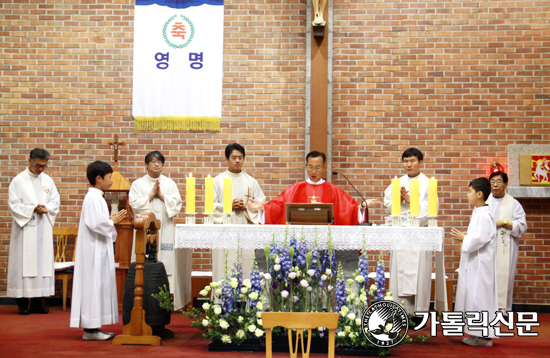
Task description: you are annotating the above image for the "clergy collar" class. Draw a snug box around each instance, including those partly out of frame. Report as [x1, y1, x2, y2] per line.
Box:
[226, 169, 243, 177]
[26, 168, 39, 178]
[306, 178, 325, 185]
[407, 172, 422, 179]
[146, 173, 160, 182]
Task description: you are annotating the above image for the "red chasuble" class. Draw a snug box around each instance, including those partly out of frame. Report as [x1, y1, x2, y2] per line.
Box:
[264, 181, 364, 225]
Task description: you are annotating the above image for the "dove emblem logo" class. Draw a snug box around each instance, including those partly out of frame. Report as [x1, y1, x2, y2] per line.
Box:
[361, 301, 409, 348]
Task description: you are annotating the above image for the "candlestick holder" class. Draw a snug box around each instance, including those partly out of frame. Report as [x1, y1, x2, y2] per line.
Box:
[391, 215, 402, 227]
[410, 216, 420, 227]
[203, 214, 213, 225]
[185, 213, 196, 225]
[222, 213, 232, 225]
[428, 216, 438, 227]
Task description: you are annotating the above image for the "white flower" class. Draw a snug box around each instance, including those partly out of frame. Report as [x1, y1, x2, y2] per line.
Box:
[292, 296, 299, 303]
[260, 272, 265, 279]
[249, 292, 259, 300]
[347, 279, 354, 286]
[327, 285, 333, 291]
[321, 275, 327, 281]
[384, 295, 393, 301]
[241, 287, 248, 294]
[300, 279, 309, 288]
[318, 326, 325, 331]
[236, 329, 246, 339]
[260, 279, 266, 286]
[307, 269, 315, 277]
[200, 289, 208, 297]
[355, 318, 362, 326]
[257, 311, 262, 318]
[243, 279, 252, 288]
[347, 313, 356, 320]
[325, 269, 332, 275]
[355, 275, 365, 283]
[256, 301, 263, 310]
[369, 284, 377, 292]
[215, 289, 222, 296]
[337, 331, 346, 337]
[221, 335, 231, 344]
[230, 280, 238, 288]
[275, 257, 281, 264]
[219, 319, 229, 330]
[274, 264, 281, 271]
[264, 273, 272, 280]
[213, 305, 222, 315]
[348, 292, 356, 300]
[385, 323, 393, 332]
[202, 319, 209, 327]
[255, 328, 264, 337]
[340, 306, 349, 317]
[360, 294, 367, 303]
[202, 302, 211, 311]
[307, 286, 313, 292]
[349, 332, 356, 338]
[210, 281, 220, 288]
[288, 272, 297, 279]
[205, 286, 212, 292]
[248, 324, 257, 333]
[346, 289, 352, 295]
[345, 326, 351, 333]
[296, 270, 301, 277]
[281, 290, 289, 298]
[354, 298, 360, 306]
[257, 319, 263, 326]
[237, 316, 244, 323]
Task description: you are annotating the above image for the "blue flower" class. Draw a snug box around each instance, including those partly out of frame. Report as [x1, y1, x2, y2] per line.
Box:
[374, 252, 386, 301]
[335, 263, 347, 312]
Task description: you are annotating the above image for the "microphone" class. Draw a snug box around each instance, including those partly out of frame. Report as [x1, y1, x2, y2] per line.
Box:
[332, 171, 372, 226]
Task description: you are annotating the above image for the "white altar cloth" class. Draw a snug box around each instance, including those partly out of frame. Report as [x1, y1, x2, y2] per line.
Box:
[175, 224, 444, 251]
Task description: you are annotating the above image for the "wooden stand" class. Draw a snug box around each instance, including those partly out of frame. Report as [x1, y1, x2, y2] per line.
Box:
[285, 203, 333, 225]
[113, 213, 161, 346]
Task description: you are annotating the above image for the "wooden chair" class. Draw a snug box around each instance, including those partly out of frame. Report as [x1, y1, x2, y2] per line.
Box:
[262, 312, 340, 358]
[53, 227, 78, 311]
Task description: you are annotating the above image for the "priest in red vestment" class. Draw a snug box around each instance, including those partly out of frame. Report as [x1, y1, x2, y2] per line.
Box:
[247, 151, 379, 225]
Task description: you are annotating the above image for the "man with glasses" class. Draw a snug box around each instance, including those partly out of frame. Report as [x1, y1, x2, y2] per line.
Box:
[8, 148, 60, 315]
[487, 171, 527, 314]
[247, 151, 379, 225]
[129, 151, 191, 310]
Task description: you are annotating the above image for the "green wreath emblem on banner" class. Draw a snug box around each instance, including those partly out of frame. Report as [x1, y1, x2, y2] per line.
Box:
[163, 14, 195, 49]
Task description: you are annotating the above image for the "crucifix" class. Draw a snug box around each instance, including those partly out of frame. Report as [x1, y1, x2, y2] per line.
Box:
[245, 188, 253, 202]
[308, 190, 318, 203]
[108, 134, 126, 172]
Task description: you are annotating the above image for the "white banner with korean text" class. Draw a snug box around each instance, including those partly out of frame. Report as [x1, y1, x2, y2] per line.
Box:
[133, 0, 224, 132]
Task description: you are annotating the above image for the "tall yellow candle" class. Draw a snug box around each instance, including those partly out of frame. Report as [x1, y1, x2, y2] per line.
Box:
[223, 177, 232, 213]
[204, 175, 214, 214]
[391, 178, 401, 216]
[409, 179, 420, 216]
[428, 177, 438, 216]
[186, 173, 195, 213]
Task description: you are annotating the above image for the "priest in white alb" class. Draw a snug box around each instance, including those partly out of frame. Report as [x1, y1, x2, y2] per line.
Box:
[212, 143, 266, 281]
[383, 148, 435, 315]
[8, 148, 60, 315]
[129, 151, 191, 310]
[487, 171, 527, 313]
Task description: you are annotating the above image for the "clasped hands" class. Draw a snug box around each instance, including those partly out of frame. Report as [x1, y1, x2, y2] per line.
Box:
[33, 204, 48, 214]
[149, 180, 164, 202]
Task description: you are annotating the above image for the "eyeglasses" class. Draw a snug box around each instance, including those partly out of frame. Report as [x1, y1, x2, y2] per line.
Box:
[490, 180, 504, 185]
[149, 159, 163, 166]
[31, 161, 48, 170]
[307, 166, 323, 171]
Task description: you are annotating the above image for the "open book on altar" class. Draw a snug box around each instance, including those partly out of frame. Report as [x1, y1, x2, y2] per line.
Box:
[285, 203, 333, 225]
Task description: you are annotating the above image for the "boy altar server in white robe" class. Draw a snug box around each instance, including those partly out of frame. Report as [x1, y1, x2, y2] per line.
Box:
[451, 177, 498, 347]
[384, 148, 435, 314]
[70, 161, 127, 341]
[8, 148, 60, 315]
[129, 151, 190, 310]
[212, 143, 266, 281]
[487, 171, 527, 313]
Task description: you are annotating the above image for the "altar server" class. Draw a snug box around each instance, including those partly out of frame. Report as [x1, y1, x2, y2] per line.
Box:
[129, 151, 190, 310]
[70, 161, 127, 340]
[7, 148, 60, 315]
[451, 177, 498, 347]
[212, 143, 266, 281]
[487, 171, 527, 313]
[383, 148, 434, 314]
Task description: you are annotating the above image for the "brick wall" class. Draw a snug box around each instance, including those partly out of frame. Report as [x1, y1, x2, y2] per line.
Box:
[1, 0, 549, 306]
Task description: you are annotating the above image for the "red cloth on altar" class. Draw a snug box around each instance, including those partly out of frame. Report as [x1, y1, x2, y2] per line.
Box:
[264, 181, 364, 225]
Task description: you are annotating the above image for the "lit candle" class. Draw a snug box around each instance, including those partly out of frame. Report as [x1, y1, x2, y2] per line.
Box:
[186, 173, 195, 213]
[409, 179, 420, 216]
[205, 175, 214, 214]
[428, 177, 438, 216]
[223, 177, 232, 213]
[391, 177, 401, 216]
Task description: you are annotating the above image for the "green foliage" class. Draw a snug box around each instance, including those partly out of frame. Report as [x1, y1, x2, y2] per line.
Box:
[151, 284, 174, 312]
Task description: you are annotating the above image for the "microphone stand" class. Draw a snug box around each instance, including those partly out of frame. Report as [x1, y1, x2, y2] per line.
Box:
[332, 171, 372, 226]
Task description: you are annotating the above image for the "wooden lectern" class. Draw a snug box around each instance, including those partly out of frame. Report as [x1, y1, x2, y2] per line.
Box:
[112, 213, 161, 346]
[285, 203, 333, 225]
